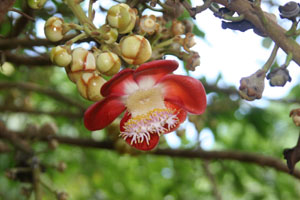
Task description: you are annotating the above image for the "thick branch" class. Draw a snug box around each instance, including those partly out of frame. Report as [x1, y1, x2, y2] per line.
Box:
[4, 51, 52, 66]
[0, 81, 86, 111]
[0, 105, 83, 118]
[0, 34, 79, 50]
[13, 130, 300, 180]
[212, 0, 300, 66]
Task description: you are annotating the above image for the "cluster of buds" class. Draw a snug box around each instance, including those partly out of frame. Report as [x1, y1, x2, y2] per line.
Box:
[45, 3, 156, 102]
[144, 17, 200, 71]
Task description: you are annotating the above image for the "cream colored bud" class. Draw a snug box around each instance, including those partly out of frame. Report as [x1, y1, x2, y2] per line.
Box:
[99, 25, 118, 44]
[106, 3, 137, 34]
[139, 15, 159, 35]
[28, 0, 47, 9]
[0, 62, 15, 76]
[76, 72, 106, 101]
[66, 47, 96, 83]
[183, 33, 196, 52]
[50, 46, 71, 67]
[96, 52, 121, 76]
[171, 20, 185, 35]
[120, 35, 152, 65]
[44, 16, 64, 42]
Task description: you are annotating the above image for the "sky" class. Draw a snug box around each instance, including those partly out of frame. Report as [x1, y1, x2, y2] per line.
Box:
[34, 0, 300, 149]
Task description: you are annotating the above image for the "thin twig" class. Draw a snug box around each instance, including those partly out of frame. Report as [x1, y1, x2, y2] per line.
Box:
[202, 161, 223, 200]
[0, 105, 83, 118]
[0, 122, 34, 156]
[0, 81, 86, 111]
[10, 8, 35, 22]
[181, 0, 213, 18]
[32, 160, 43, 200]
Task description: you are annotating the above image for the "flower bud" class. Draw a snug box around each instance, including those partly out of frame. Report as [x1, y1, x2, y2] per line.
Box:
[66, 47, 96, 83]
[239, 69, 265, 101]
[106, 3, 137, 34]
[44, 16, 64, 42]
[171, 20, 185, 35]
[0, 62, 15, 76]
[120, 35, 152, 65]
[139, 15, 159, 35]
[76, 72, 106, 101]
[290, 108, 300, 126]
[183, 33, 196, 52]
[279, 1, 300, 21]
[50, 46, 72, 67]
[96, 52, 121, 76]
[266, 66, 291, 87]
[28, 0, 47, 9]
[184, 51, 200, 71]
[99, 25, 118, 44]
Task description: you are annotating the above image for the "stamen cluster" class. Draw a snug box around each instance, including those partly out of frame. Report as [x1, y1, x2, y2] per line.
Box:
[120, 108, 179, 145]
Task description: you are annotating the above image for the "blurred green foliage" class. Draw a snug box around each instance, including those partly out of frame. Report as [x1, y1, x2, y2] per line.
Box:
[1, 0, 300, 200]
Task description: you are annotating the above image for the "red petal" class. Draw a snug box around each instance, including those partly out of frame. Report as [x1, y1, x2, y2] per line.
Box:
[101, 68, 135, 97]
[134, 60, 178, 83]
[163, 101, 187, 134]
[84, 95, 125, 131]
[120, 112, 160, 151]
[159, 74, 207, 114]
[125, 133, 159, 151]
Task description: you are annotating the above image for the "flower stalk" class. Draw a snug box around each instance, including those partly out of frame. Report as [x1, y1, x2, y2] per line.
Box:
[262, 44, 279, 72]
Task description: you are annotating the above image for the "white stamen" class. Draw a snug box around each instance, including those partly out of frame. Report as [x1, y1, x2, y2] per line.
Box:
[119, 108, 179, 145]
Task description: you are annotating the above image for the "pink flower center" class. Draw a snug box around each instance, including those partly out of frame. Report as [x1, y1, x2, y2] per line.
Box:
[120, 108, 178, 145]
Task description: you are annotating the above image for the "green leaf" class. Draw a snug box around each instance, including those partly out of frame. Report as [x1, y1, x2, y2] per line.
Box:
[193, 25, 205, 38]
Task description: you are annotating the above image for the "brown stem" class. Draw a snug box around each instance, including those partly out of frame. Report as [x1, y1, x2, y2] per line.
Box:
[0, 34, 84, 50]
[11, 130, 300, 180]
[0, 105, 83, 118]
[181, 0, 213, 18]
[9, 3, 34, 37]
[10, 8, 35, 21]
[32, 161, 43, 200]
[202, 161, 223, 200]
[212, 0, 300, 66]
[4, 51, 51, 66]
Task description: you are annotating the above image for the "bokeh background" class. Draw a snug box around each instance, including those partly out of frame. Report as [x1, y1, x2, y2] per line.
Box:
[1, 0, 300, 199]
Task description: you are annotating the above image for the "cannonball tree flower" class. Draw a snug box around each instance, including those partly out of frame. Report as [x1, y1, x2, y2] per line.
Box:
[84, 60, 207, 151]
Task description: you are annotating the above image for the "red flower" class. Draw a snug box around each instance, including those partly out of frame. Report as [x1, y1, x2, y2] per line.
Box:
[84, 60, 207, 151]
